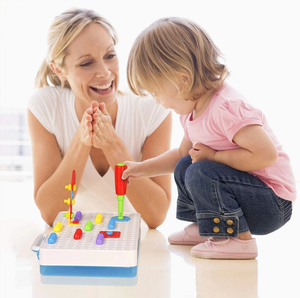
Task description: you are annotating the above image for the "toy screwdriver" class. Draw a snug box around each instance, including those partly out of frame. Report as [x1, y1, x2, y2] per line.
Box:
[115, 163, 127, 219]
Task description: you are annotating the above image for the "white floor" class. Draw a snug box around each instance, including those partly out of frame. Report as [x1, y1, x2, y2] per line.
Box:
[0, 179, 299, 298]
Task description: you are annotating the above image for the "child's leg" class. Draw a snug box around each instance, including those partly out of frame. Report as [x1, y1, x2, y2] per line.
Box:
[168, 155, 209, 245]
[184, 160, 292, 238]
[174, 155, 198, 223]
[183, 160, 292, 259]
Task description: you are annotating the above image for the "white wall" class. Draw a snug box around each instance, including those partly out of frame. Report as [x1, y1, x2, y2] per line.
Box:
[0, 0, 299, 179]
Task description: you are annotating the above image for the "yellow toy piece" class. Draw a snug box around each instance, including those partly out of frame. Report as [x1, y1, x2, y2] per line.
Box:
[65, 211, 74, 219]
[64, 198, 75, 205]
[65, 184, 76, 191]
[95, 213, 103, 224]
[53, 222, 63, 232]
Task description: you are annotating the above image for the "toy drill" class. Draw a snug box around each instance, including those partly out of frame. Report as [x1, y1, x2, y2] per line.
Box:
[115, 163, 128, 219]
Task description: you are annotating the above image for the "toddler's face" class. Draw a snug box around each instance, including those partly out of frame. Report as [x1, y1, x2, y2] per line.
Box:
[155, 78, 196, 115]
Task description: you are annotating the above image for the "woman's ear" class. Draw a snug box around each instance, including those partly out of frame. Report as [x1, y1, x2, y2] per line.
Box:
[49, 62, 67, 82]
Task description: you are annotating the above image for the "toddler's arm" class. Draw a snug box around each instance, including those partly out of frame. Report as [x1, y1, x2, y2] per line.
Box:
[215, 124, 278, 171]
[122, 137, 192, 181]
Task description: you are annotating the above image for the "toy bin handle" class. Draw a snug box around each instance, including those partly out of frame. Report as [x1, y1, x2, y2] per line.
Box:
[31, 233, 47, 253]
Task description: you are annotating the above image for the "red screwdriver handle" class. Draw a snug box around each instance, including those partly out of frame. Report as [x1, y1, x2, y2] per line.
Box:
[115, 163, 127, 195]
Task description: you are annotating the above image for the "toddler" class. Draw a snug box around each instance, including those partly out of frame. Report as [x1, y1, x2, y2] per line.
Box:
[122, 17, 296, 259]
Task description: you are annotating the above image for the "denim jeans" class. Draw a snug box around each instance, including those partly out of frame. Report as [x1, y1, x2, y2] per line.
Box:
[175, 156, 292, 237]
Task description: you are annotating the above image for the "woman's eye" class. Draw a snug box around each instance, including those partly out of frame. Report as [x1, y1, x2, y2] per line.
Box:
[107, 53, 116, 59]
[80, 61, 92, 67]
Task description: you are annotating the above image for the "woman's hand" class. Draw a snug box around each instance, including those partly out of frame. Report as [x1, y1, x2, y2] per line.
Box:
[77, 106, 95, 147]
[92, 102, 118, 149]
[189, 143, 216, 163]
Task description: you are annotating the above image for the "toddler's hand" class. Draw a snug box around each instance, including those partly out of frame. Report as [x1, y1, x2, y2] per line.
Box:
[189, 143, 216, 163]
[121, 161, 144, 184]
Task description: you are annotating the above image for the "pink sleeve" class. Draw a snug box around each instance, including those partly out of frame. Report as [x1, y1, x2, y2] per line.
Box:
[216, 99, 263, 142]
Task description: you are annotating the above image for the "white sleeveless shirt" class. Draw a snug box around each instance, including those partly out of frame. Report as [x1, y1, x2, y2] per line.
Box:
[28, 86, 170, 220]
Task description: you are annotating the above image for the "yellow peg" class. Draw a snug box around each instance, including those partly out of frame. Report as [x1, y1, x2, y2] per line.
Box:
[53, 222, 63, 232]
[64, 198, 75, 205]
[65, 211, 74, 219]
[64, 198, 71, 205]
[65, 184, 72, 191]
[95, 213, 103, 224]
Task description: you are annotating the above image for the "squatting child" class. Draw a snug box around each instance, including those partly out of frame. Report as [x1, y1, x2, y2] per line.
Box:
[122, 17, 296, 259]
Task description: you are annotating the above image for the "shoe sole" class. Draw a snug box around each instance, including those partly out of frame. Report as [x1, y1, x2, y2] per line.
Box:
[191, 250, 258, 260]
[168, 239, 203, 245]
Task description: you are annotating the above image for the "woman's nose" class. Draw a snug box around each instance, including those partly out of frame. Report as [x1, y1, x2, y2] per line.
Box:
[95, 62, 111, 79]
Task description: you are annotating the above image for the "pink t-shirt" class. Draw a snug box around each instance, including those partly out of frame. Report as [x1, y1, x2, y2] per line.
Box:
[180, 83, 297, 202]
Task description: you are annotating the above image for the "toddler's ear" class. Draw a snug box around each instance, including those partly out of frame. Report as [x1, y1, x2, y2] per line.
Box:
[181, 73, 190, 84]
[181, 73, 190, 83]
[49, 62, 67, 82]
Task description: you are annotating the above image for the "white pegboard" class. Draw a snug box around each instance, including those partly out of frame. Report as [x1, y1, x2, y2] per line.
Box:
[39, 212, 140, 267]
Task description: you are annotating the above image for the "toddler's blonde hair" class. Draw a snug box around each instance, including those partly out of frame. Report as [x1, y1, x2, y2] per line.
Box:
[127, 17, 229, 100]
[35, 8, 118, 89]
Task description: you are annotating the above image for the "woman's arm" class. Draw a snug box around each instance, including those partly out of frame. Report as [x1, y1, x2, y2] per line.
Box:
[120, 136, 192, 228]
[93, 106, 175, 228]
[27, 109, 93, 226]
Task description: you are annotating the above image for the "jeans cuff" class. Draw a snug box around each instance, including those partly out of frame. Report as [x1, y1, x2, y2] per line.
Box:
[196, 212, 244, 237]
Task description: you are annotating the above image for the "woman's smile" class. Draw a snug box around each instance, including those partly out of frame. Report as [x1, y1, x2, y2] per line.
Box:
[90, 80, 114, 95]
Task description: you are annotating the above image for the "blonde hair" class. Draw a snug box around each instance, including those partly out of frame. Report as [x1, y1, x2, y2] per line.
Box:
[35, 8, 118, 89]
[127, 17, 229, 100]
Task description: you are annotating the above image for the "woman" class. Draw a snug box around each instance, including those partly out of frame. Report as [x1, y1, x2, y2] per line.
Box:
[27, 8, 172, 229]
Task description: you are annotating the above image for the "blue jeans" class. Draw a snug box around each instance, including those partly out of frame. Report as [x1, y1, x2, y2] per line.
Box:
[175, 156, 292, 237]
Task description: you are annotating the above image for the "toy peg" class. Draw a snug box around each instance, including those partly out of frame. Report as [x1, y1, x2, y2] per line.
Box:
[65, 184, 72, 191]
[64, 198, 75, 205]
[63, 170, 79, 225]
[115, 163, 127, 219]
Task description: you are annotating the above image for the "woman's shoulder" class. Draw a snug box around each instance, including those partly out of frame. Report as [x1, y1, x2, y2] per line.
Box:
[117, 89, 168, 114]
[29, 86, 74, 110]
[30, 85, 73, 101]
[116, 89, 170, 135]
[117, 89, 153, 105]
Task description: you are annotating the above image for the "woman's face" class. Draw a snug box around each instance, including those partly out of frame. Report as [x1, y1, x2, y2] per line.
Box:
[63, 23, 119, 107]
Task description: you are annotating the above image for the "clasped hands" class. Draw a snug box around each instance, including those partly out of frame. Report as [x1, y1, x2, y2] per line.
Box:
[79, 101, 115, 148]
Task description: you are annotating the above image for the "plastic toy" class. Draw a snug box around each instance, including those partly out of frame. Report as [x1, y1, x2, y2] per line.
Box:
[115, 163, 127, 219]
[63, 170, 79, 226]
[31, 166, 141, 285]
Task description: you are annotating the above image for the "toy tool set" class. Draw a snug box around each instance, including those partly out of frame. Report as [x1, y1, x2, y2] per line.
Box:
[31, 164, 141, 283]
